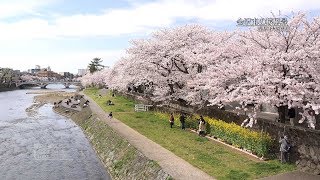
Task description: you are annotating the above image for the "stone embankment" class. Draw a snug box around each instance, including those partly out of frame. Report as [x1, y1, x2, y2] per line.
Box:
[252, 120, 320, 175]
[0, 86, 16, 92]
[53, 94, 171, 180]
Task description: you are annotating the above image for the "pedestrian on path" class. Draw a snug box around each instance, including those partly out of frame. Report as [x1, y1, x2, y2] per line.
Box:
[198, 116, 206, 136]
[279, 135, 291, 163]
[169, 113, 174, 128]
[180, 113, 186, 130]
[108, 112, 113, 118]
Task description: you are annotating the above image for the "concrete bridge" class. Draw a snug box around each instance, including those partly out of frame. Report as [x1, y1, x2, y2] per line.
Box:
[16, 80, 81, 89]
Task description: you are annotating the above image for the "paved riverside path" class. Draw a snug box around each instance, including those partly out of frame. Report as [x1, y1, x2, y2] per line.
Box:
[81, 93, 215, 180]
[260, 170, 320, 180]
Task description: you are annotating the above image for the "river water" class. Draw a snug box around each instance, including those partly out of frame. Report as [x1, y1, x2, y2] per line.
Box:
[0, 84, 110, 180]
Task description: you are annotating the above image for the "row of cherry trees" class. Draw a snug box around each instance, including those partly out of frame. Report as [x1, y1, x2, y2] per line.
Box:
[81, 13, 320, 129]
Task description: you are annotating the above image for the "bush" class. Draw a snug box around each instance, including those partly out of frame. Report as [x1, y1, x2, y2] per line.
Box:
[206, 118, 273, 157]
[185, 115, 198, 129]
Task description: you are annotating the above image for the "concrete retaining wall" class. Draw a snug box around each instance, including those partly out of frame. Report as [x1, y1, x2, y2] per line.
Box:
[254, 119, 320, 175]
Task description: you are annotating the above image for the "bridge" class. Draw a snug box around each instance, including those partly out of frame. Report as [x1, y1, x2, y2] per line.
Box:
[15, 80, 82, 89]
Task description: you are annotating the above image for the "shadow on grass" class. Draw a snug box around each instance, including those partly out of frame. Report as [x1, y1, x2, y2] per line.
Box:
[195, 136, 209, 142]
[224, 170, 250, 180]
[249, 160, 296, 176]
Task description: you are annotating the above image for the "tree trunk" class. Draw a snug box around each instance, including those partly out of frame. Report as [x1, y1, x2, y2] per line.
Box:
[278, 105, 287, 123]
[168, 84, 174, 95]
[316, 114, 320, 130]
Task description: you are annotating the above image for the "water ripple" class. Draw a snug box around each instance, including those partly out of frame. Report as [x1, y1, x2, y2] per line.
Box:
[0, 87, 110, 180]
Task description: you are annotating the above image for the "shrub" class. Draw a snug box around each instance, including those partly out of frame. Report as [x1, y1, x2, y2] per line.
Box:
[185, 115, 198, 129]
[206, 118, 272, 157]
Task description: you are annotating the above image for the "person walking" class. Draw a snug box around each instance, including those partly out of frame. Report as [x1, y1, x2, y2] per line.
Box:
[108, 112, 113, 118]
[198, 116, 206, 136]
[169, 113, 174, 128]
[279, 135, 290, 163]
[180, 113, 186, 130]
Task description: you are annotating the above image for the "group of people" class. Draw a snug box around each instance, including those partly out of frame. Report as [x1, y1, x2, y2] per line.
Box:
[91, 91, 296, 164]
[169, 113, 206, 136]
[106, 100, 114, 106]
[97, 93, 114, 118]
[53, 100, 63, 108]
[65, 98, 72, 106]
[83, 100, 90, 108]
[169, 113, 186, 129]
[53, 95, 90, 109]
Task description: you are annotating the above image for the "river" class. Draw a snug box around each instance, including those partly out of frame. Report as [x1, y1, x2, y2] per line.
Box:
[0, 84, 111, 180]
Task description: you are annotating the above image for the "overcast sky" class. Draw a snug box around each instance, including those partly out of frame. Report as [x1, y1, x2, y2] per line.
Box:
[0, 0, 319, 74]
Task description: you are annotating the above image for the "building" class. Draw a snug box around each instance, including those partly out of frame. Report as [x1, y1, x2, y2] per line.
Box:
[37, 69, 54, 77]
[28, 68, 41, 74]
[37, 69, 62, 79]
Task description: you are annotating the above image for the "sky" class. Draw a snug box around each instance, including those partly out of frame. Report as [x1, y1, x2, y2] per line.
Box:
[0, 0, 319, 74]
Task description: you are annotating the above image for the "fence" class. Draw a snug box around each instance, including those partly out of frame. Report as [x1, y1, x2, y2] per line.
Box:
[135, 104, 153, 112]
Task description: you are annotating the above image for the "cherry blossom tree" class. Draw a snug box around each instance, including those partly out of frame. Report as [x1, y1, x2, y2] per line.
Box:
[107, 57, 137, 91]
[20, 74, 37, 81]
[80, 68, 110, 87]
[191, 13, 320, 128]
[240, 13, 320, 128]
[122, 24, 232, 103]
[80, 73, 93, 87]
[80, 13, 320, 129]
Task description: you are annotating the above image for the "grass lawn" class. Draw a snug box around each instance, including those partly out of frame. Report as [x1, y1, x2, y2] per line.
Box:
[85, 88, 295, 180]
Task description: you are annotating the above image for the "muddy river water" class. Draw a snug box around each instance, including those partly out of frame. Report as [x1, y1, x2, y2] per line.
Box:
[0, 84, 110, 180]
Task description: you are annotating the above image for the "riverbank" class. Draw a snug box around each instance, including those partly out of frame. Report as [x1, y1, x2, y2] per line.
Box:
[82, 90, 216, 180]
[26, 91, 75, 116]
[52, 93, 171, 180]
[84, 88, 299, 179]
[0, 87, 17, 92]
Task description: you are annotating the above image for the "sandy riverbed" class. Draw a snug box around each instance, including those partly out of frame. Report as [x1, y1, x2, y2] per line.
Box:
[25, 91, 75, 116]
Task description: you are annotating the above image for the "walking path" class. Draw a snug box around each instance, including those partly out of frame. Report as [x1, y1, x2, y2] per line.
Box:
[81, 93, 215, 180]
[260, 170, 319, 180]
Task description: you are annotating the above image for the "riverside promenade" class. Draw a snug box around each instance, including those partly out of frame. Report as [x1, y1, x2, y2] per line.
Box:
[81, 92, 215, 180]
[260, 170, 320, 180]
